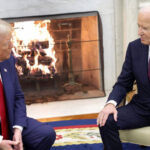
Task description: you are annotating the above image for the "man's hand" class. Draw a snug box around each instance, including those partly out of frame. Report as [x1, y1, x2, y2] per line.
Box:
[97, 103, 118, 127]
[13, 128, 23, 150]
[0, 140, 18, 150]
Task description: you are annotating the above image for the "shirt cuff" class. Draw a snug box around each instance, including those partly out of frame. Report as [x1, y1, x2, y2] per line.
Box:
[0, 136, 3, 143]
[13, 125, 23, 133]
[105, 100, 117, 107]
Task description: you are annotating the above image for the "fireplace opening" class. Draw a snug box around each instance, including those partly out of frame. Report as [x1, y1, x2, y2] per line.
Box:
[4, 11, 105, 105]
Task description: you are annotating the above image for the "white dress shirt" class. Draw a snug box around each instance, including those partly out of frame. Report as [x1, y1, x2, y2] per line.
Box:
[106, 45, 150, 107]
[0, 74, 23, 142]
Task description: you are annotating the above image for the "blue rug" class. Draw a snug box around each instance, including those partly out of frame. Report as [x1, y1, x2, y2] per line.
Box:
[51, 143, 150, 150]
[47, 119, 150, 150]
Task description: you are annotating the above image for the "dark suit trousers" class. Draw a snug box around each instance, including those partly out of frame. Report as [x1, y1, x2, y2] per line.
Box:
[99, 102, 150, 150]
[22, 118, 56, 150]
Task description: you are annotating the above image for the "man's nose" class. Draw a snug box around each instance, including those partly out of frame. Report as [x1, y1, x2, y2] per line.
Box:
[138, 27, 143, 36]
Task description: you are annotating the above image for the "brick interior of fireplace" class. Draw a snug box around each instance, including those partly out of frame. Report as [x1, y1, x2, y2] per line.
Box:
[10, 13, 105, 105]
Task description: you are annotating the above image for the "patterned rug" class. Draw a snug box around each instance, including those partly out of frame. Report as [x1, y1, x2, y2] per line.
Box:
[48, 119, 100, 147]
[47, 119, 150, 150]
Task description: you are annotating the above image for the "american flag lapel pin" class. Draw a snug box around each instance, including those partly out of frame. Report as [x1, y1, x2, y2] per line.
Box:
[4, 68, 7, 72]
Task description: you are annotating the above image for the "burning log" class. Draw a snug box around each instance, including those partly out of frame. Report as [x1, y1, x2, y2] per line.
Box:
[19, 73, 56, 80]
[39, 49, 46, 56]
[17, 49, 31, 55]
[16, 57, 26, 66]
[38, 56, 52, 65]
[28, 41, 49, 50]
[21, 56, 52, 66]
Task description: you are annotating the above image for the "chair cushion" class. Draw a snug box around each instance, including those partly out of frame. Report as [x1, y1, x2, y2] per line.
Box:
[119, 126, 150, 146]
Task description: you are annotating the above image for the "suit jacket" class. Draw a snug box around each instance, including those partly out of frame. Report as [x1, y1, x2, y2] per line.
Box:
[108, 39, 150, 114]
[0, 55, 43, 140]
[0, 55, 27, 133]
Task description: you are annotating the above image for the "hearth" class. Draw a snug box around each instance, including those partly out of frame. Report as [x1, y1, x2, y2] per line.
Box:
[4, 11, 105, 104]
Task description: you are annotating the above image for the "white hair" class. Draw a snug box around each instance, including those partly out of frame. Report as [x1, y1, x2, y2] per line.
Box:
[139, 6, 150, 14]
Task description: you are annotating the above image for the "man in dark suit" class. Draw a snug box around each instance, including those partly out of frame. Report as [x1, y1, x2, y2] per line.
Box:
[97, 6, 150, 150]
[0, 20, 56, 150]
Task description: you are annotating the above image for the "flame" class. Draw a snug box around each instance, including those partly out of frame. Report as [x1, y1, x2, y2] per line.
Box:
[12, 20, 57, 77]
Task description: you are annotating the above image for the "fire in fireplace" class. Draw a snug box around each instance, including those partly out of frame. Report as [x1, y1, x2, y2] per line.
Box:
[4, 11, 105, 104]
[12, 20, 56, 77]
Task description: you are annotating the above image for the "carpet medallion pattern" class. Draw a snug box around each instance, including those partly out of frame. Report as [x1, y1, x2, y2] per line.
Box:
[54, 125, 101, 146]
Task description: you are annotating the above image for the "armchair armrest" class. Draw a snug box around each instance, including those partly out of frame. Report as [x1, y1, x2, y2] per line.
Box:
[119, 82, 137, 107]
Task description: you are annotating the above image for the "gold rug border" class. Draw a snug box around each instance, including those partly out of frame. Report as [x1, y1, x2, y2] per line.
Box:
[38, 113, 98, 122]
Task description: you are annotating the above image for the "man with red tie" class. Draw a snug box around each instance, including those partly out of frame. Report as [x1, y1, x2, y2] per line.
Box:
[97, 6, 150, 150]
[0, 20, 56, 150]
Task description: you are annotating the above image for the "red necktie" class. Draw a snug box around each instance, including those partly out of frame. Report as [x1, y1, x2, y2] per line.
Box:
[0, 80, 9, 139]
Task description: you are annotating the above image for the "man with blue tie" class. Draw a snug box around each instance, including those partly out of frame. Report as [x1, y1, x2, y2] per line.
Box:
[0, 20, 56, 150]
[97, 6, 150, 150]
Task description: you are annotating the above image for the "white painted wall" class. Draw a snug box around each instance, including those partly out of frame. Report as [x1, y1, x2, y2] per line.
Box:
[123, 0, 139, 56]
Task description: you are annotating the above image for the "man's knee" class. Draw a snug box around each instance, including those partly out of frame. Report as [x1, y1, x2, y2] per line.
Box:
[48, 127, 56, 145]
[35, 126, 56, 150]
[106, 114, 116, 127]
[23, 122, 56, 150]
[42, 125, 56, 145]
[39, 125, 56, 144]
[99, 114, 116, 129]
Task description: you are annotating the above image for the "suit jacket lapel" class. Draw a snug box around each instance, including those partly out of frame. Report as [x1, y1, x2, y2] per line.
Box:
[0, 60, 15, 128]
[0, 60, 13, 105]
[140, 44, 149, 84]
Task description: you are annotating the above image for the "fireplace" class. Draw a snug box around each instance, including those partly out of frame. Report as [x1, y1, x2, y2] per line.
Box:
[4, 11, 105, 105]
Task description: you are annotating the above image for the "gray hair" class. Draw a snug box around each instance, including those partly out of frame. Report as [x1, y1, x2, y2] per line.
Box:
[0, 19, 12, 35]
